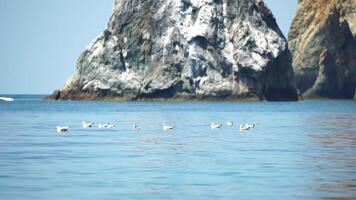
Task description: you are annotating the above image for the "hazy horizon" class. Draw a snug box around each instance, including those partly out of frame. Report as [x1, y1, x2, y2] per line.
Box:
[0, 0, 298, 95]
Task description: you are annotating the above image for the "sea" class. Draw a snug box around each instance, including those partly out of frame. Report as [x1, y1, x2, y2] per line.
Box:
[0, 95, 355, 199]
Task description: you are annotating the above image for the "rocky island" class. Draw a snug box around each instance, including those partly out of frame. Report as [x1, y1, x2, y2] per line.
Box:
[49, 0, 298, 101]
[289, 0, 356, 98]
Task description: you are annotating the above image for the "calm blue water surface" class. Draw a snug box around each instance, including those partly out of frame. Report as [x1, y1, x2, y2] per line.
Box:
[0, 95, 355, 199]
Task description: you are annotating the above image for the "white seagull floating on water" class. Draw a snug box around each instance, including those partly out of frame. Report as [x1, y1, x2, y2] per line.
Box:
[226, 121, 234, 126]
[82, 121, 94, 128]
[132, 124, 141, 131]
[0, 97, 14, 102]
[56, 126, 69, 133]
[240, 123, 256, 131]
[98, 123, 115, 128]
[239, 124, 250, 131]
[162, 124, 175, 131]
[211, 123, 222, 129]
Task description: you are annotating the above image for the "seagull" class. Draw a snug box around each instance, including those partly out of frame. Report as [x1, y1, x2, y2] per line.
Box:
[0, 97, 14, 102]
[226, 121, 234, 126]
[162, 124, 175, 131]
[98, 123, 115, 128]
[211, 123, 222, 129]
[239, 124, 250, 131]
[56, 126, 69, 133]
[132, 124, 140, 131]
[82, 121, 94, 128]
[106, 124, 115, 128]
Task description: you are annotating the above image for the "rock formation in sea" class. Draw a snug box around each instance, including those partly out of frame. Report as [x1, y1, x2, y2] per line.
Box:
[288, 0, 356, 98]
[50, 0, 298, 101]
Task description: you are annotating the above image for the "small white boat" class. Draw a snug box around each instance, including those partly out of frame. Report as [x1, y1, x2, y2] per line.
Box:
[162, 124, 175, 131]
[98, 123, 115, 128]
[56, 126, 69, 133]
[226, 121, 234, 126]
[132, 124, 141, 131]
[211, 123, 222, 129]
[0, 97, 14, 102]
[82, 121, 94, 128]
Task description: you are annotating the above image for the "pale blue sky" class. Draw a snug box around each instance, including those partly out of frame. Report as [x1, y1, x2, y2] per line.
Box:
[0, 0, 298, 94]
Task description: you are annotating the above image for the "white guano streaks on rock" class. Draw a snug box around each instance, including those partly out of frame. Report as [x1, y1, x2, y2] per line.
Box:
[52, 0, 297, 101]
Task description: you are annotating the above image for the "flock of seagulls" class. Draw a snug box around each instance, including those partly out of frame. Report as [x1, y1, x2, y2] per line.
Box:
[1, 96, 257, 133]
[1, 97, 256, 133]
[211, 121, 256, 131]
[56, 121, 256, 133]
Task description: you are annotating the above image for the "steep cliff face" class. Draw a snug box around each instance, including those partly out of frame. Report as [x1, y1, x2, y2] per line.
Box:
[289, 0, 356, 98]
[51, 0, 298, 101]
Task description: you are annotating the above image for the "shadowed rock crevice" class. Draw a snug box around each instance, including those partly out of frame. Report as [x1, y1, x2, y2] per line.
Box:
[190, 36, 209, 49]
